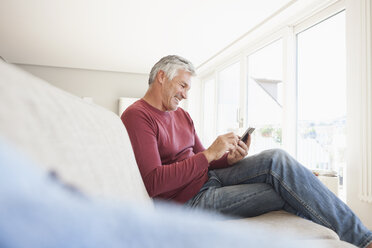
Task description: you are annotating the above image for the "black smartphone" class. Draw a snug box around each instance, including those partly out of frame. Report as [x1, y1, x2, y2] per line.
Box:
[240, 127, 255, 143]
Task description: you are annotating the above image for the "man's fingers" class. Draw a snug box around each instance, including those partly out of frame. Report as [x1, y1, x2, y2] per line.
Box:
[238, 140, 248, 150]
[235, 140, 249, 156]
[236, 144, 247, 156]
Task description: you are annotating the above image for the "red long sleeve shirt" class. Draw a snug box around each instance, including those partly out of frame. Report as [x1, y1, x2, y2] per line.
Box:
[121, 99, 230, 203]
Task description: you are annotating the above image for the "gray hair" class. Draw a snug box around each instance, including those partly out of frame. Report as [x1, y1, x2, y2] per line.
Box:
[148, 55, 196, 85]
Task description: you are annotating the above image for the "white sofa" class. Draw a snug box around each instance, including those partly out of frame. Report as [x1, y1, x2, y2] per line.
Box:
[0, 60, 354, 247]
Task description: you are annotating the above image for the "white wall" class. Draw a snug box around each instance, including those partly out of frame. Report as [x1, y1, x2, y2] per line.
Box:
[17, 64, 149, 114]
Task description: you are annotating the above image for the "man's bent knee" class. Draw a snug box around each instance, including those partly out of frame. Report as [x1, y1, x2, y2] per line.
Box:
[260, 148, 289, 160]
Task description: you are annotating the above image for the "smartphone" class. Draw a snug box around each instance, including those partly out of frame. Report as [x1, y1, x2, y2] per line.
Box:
[240, 127, 255, 143]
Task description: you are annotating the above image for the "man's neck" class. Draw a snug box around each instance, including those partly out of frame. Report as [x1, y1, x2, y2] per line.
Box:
[142, 88, 165, 112]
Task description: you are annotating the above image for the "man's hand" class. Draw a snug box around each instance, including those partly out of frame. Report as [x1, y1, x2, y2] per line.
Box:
[227, 134, 251, 165]
[202, 132, 239, 163]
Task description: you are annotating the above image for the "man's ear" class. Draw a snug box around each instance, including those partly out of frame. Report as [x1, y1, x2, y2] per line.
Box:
[156, 70, 166, 85]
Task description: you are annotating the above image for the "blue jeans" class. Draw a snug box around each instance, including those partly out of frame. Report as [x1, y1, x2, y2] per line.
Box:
[185, 149, 372, 248]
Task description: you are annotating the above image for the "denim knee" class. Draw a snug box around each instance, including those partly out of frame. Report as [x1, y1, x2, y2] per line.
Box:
[260, 148, 298, 171]
[261, 148, 289, 161]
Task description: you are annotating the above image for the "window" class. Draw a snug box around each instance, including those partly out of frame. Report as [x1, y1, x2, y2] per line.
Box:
[296, 11, 346, 191]
[247, 39, 283, 155]
[216, 62, 240, 135]
[198, 2, 349, 201]
[202, 78, 216, 147]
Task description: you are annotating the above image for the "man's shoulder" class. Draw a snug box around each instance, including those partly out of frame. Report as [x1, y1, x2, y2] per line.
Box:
[122, 100, 151, 122]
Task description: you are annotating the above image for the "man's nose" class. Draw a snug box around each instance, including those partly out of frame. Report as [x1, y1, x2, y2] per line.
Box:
[181, 90, 188, 99]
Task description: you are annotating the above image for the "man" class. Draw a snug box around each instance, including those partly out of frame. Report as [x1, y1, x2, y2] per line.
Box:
[122, 55, 372, 248]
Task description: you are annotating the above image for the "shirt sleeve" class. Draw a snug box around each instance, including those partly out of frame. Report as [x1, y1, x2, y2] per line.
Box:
[122, 108, 210, 198]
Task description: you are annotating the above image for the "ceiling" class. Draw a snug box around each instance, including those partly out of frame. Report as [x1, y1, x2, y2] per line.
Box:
[0, 0, 294, 74]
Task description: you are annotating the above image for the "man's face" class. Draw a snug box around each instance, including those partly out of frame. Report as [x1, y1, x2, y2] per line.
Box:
[160, 69, 192, 111]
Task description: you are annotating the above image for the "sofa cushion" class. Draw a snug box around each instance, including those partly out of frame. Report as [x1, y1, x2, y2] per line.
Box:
[0, 60, 151, 205]
[228, 210, 339, 240]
